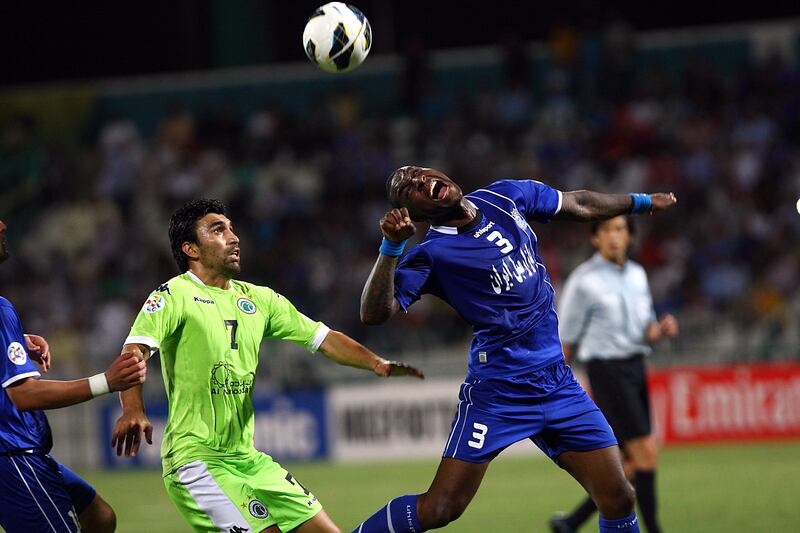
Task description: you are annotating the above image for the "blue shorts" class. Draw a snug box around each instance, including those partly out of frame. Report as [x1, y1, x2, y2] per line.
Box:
[442, 359, 617, 463]
[0, 452, 96, 532]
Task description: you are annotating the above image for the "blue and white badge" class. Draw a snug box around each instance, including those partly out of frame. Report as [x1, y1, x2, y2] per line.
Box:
[7, 341, 27, 365]
[237, 298, 256, 315]
[510, 208, 529, 230]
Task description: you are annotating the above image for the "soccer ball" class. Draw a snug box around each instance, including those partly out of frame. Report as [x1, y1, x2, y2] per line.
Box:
[303, 2, 372, 73]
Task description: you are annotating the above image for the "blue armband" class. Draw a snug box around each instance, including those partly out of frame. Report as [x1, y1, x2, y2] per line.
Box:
[629, 193, 652, 214]
[379, 237, 408, 257]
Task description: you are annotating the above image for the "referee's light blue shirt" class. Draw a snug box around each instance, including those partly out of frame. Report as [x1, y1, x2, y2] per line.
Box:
[558, 253, 657, 362]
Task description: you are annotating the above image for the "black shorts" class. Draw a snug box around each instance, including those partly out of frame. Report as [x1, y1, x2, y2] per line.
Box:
[586, 354, 651, 446]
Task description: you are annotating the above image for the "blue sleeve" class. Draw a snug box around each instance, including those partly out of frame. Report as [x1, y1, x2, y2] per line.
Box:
[498, 179, 562, 223]
[0, 300, 40, 388]
[393, 245, 434, 312]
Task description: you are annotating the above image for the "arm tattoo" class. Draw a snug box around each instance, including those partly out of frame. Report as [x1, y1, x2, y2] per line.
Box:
[558, 190, 634, 221]
[360, 255, 400, 324]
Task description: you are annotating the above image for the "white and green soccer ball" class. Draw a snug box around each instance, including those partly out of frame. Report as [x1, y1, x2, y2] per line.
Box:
[303, 2, 372, 73]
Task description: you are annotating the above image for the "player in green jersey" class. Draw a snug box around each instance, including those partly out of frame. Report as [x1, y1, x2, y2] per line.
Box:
[111, 199, 423, 533]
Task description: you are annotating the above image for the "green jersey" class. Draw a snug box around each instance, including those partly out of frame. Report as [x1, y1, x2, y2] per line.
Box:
[126, 271, 329, 475]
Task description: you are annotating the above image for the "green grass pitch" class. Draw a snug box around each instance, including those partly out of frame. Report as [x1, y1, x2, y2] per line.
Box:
[80, 441, 800, 532]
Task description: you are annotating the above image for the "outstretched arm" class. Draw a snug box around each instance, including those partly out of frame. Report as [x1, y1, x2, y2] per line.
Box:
[5, 347, 146, 412]
[557, 191, 677, 221]
[318, 330, 424, 379]
[360, 207, 416, 325]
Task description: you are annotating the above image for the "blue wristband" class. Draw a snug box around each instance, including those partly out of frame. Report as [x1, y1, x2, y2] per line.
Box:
[379, 237, 408, 257]
[629, 193, 652, 214]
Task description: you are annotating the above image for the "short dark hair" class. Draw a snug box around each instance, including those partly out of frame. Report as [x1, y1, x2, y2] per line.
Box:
[168, 199, 227, 272]
[386, 168, 403, 208]
[590, 216, 636, 236]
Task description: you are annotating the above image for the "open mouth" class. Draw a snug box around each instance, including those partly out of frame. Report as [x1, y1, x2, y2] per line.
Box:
[428, 179, 447, 201]
[228, 249, 240, 261]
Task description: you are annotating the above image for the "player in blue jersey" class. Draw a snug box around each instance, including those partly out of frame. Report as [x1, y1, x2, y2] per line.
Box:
[0, 218, 147, 533]
[351, 166, 677, 533]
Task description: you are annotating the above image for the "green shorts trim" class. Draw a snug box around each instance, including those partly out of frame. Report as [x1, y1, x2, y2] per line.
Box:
[164, 453, 322, 532]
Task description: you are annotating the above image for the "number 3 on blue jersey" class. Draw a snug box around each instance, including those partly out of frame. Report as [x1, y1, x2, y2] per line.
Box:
[486, 231, 513, 254]
[468, 422, 488, 449]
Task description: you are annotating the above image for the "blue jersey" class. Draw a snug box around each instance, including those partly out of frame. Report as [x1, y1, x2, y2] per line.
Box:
[0, 297, 51, 453]
[394, 180, 564, 379]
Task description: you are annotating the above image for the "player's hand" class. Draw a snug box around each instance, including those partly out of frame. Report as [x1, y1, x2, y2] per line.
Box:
[24, 334, 51, 373]
[105, 351, 147, 392]
[658, 314, 679, 337]
[648, 192, 677, 214]
[374, 360, 425, 379]
[111, 412, 154, 457]
[380, 208, 416, 242]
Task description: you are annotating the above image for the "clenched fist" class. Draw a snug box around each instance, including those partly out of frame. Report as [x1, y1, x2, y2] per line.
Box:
[380, 207, 416, 242]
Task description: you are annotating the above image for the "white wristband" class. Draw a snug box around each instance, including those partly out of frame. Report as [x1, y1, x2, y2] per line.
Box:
[88, 373, 110, 397]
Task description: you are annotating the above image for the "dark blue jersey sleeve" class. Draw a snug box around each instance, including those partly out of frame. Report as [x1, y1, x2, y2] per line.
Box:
[495, 179, 562, 223]
[393, 245, 434, 311]
[0, 298, 40, 388]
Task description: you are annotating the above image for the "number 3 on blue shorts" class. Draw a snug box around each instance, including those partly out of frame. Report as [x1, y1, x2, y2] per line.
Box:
[468, 423, 489, 449]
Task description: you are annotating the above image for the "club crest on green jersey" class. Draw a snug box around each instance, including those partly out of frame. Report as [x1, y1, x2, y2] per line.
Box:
[248, 499, 269, 519]
[237, 298, 256, 314]
[144, 294, 165, 313]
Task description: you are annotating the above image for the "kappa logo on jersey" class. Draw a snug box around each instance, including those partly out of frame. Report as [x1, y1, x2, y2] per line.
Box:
[156, 282, 171, 295]
[229, 527, 249, 533]
[248, 499, 269, 519]
[194, 296, 215, 305]
[143, 294, 165, 313]
[7, 341, 27, 365]
[237, 298, 256, 315]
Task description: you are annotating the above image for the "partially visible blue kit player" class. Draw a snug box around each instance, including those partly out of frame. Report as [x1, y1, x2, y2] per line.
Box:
[0, 218, 146, 532]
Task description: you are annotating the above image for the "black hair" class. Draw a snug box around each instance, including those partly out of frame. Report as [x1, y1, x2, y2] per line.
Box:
[386, 168, 403, 208]
[168, 199, 227, 272]
[590, 216, 636, 236]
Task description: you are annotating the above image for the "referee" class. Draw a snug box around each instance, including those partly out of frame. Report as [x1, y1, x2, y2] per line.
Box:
[550, 216, 678, 533]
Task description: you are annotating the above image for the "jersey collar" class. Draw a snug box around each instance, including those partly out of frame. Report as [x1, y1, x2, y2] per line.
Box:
[186, 270, 234, 291]
[430, 200, 481, 235]
[592, 252, 628, 271]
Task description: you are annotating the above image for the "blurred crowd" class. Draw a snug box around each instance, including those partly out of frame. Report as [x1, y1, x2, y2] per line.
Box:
[2, 21, 799, 384]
